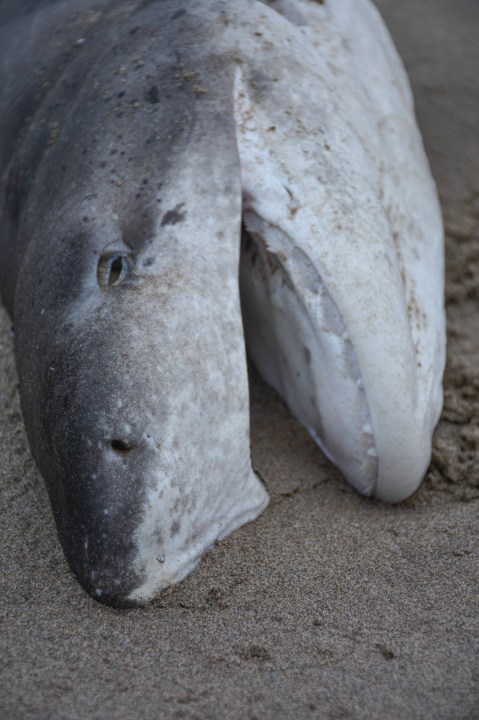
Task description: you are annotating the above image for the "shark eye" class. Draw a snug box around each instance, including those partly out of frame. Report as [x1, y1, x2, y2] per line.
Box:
[97, 253, 130, 289]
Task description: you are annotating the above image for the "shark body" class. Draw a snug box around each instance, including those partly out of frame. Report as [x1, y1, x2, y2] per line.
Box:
[0, 0, 445, 604]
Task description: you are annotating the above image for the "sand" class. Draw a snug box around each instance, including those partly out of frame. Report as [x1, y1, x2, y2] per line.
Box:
[0, 0, 478, 718]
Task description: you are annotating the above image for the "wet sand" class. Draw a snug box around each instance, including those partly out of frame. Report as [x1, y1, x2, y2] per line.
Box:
[1, 0, 478, 718]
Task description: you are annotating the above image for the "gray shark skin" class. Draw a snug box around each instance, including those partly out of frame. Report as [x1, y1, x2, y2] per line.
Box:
[0, 0, 445, 605]
[0, 0, 269, 606]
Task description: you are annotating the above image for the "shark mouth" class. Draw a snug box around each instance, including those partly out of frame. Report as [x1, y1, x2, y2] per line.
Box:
[232, 0, 445, 505]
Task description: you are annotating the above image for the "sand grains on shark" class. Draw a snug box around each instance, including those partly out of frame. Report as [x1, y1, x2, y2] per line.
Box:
[0, 0, 445, 605]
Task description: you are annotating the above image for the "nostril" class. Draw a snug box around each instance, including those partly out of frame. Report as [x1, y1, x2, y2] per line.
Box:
[110, 439, 134, 454]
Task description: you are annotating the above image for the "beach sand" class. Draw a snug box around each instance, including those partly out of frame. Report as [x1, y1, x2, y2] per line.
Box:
[1, 0, 478, 717]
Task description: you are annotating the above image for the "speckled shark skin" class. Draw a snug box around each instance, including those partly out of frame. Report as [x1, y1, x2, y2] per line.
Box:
[0, 0, 272, 606]
[239, 0, 445, 502]
[0, 0, 445, 605]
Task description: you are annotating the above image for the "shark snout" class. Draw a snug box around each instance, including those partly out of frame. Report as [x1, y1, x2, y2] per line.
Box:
[48, 423, 164, 606]
[72, 552, 144, 608]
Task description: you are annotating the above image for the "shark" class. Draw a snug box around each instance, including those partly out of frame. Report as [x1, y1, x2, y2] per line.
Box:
[0, 0, 445, 605]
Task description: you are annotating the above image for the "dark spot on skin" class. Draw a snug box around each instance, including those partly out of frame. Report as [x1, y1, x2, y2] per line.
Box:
[143, 258, 155, 267]
[303, 346, 312, 365]
[153, 527, 164, 546]
[170, 521, 180, 537]
[161, 203, 186, 226]
[145, 86, 159, 104]
[117, 91, 125, 98]
[248, 70, 272, 98]
[172, 10, 186, 19]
